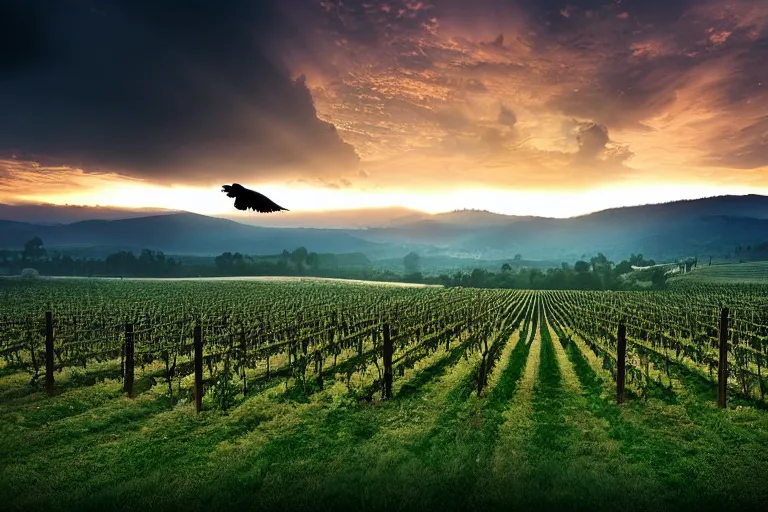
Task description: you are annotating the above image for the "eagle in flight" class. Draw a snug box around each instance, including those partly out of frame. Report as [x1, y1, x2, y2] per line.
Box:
[221, 184, 289, 213]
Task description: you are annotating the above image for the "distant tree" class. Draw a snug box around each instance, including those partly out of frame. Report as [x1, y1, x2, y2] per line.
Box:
[406, 271, 424, 283]
[470, 268, 488, 287]
[513, 254, 522, 262]
[106, 251, 137, 275]
[628, 253, 656, 267]
[23, 237, 46, 261]
[323, 253, 339, 269]
[291, 247, 308, 269]
[139, 249, 155, 274]
[548, 268, 568, 289]
[574, 260, 591, 274]
[650, 268, 668, 289]
[307, 252, 320, 269]
[614, 260, 633, 276]
[590, 253, 610, 272]
[232, 252, 245, 269]
[529, 268, 544, 287]
[404, 252, 421, 274]
[215, 252, 234, 270]
[501, 262, 512, 273]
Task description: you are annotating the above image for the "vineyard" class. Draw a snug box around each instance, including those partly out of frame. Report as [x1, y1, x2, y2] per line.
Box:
[2, 278, 768, 511]
[672, 261, 768, 284]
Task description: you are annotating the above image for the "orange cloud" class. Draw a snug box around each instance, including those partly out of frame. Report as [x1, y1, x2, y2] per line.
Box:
[2, 0, 768, 215]
[288, 0, 768, 195]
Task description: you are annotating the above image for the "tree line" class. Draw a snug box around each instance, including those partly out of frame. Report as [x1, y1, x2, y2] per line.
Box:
[403, 252, 669, 290]
[1, 237, 669, 290]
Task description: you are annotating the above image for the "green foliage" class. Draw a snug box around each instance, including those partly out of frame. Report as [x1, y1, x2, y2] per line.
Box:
[210, 364, 240, 412]
[403, 251, 421, 274]
[23, 236, 46, 261]
[650, 268, 668, 289]
[431, 252, 672, 291]
[574, 260, 591, 273]
[1, 280, 768, 510]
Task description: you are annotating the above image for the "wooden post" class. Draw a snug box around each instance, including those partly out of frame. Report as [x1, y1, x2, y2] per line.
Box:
[240, 326, 247, 397]
[383, 323, 393, 399]
[616, 321, 627, 405]
[124, 323, 134, 397]
[316, 355, 324, 390]
[718, 308, 729, 409]
[194, 324, 203, 413]
[45, 311, 54, 396]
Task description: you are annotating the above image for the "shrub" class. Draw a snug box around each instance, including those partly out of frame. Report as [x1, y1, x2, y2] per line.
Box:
[21, 268, 39, 279]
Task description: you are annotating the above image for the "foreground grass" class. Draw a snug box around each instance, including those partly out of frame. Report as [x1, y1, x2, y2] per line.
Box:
[3, 304, 768, 511]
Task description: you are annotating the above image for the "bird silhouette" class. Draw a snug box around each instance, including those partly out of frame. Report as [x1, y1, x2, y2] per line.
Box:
[221, 184, 289, 213]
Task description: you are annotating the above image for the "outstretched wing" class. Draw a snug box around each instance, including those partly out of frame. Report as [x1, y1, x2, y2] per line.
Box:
[241, 189, 289, 212]
[222, 184, 288, 213]
[221, 184, 238, 198]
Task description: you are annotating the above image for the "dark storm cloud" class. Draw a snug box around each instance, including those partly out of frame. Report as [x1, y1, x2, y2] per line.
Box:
[0, 1, 49, 74]
[0, 0, 359, 184]
[4, 0, 767, 198]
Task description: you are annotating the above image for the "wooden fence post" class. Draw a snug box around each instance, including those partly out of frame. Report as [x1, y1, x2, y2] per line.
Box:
[240, 326, 247, 397]
[616, 321, 627, 405]
[383, 323, 393, 399]
[718, 308, 729, 409]
[194, 323, 203, 413]
[124, 323, 134, 397]
[45, 311, 54, 396]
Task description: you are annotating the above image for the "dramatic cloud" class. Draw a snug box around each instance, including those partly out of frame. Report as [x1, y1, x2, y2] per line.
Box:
[296, 0, 768, 190]
[0, 0, 359, 186]
[1, 0, 767, 212]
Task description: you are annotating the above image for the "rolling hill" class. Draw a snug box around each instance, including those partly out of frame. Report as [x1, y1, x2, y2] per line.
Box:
[1, 194, 768, 264]
[0, 213, 402, 258]
[354, 195, 768, 261]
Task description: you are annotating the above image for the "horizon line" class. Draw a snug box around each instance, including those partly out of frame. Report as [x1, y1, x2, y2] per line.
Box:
[0, 192, 765, 225]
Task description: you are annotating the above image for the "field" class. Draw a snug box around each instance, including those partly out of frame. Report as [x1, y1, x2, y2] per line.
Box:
[2, 278, 768, 511]
[671, 261, 768, 283]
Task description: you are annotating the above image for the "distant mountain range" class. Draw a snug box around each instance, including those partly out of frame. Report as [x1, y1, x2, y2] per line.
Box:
[0, 213, 403, 258]
[2, 195, 768, 263]
[0, 203, 177, 225]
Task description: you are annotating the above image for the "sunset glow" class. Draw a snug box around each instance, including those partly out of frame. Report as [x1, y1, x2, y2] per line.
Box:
[2, 0, 767, 219]
[6, 168, 766, 219]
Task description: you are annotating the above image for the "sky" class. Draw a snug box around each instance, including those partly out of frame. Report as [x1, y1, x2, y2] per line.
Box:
[0, 0, 767, 218]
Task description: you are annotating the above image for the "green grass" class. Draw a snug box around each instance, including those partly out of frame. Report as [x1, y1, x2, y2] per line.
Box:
[3, 309, 768, 511]
[671, 261, 768, 284]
